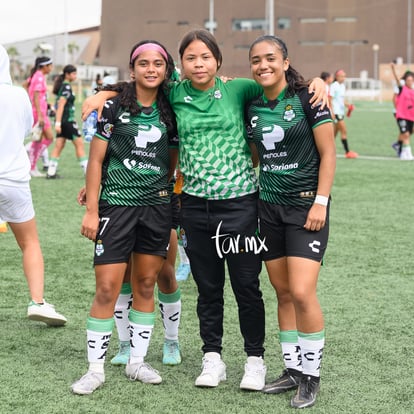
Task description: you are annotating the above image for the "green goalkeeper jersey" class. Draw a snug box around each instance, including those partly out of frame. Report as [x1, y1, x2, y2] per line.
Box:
[168, 77, 261, 200]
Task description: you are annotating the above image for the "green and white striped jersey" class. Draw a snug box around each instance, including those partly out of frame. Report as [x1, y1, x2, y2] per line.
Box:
[168, 77, 261, 200]
[96, 97, 178, 206]
[246, 87, 332, 206]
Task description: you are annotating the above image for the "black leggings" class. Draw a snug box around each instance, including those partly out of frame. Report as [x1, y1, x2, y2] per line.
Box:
[180, 192, 265, 357]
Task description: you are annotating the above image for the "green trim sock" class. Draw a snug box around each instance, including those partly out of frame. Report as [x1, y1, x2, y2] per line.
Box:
[279, 330, 302, 372]
[129, 309, 155, 364]
[114, 283, 132, 342]
[158, 289, 181, 340]
[298, 330, 325, 378]
[86, 316, 114, 371]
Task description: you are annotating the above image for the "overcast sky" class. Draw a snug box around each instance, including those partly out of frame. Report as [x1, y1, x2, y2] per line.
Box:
[0, 0, 102, 45]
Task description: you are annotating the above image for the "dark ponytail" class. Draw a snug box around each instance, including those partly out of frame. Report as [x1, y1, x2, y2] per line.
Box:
[27, 56, 52, 87]
[52, 64, 77, 95]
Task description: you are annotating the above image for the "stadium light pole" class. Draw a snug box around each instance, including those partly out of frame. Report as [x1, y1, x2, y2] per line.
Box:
[350, 40, 369, 77]
[372, 44, 380, 80]
[266, 0, 275, 35]
[64, 0, 69, 65]
[208, 0, 215, 34]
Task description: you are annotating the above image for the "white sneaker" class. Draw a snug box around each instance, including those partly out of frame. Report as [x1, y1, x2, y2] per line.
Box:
[30, 168, 45, 177]
[240, 356, 267, 391]
[195, 352, 227, 387]
[400, 146, 414, 160]
[125, 361, 162, 384]
[71, 371, 105, 395]
[27, 300, 67, 326]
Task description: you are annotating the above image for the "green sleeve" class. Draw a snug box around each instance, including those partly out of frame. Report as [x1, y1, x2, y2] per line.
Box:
[229, 78, 262, 103]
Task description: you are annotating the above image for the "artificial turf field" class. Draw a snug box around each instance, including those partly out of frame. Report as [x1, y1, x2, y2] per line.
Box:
[0, 100, 413, 413]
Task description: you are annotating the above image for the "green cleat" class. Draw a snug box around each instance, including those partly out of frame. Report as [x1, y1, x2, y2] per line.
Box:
[111, 341, 130, 365]
[162, 339, 182, 365]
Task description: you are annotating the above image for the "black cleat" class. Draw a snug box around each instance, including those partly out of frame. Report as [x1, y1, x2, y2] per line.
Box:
[46, 174, 62, 179]
[262, 368, 302, 394]
[290, 375, 320, 409]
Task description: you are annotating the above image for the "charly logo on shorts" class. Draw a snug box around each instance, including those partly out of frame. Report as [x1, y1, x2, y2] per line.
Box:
[95, 240, 104, 256]
[308, 240, 320, 253]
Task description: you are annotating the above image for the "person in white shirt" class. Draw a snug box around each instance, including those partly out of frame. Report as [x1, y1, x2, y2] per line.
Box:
[329, 69, 358, 158]
[0, 44, 66, 326]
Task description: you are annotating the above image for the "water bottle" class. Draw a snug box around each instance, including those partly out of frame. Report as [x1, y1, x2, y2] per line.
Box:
[82, 110, 98, 143]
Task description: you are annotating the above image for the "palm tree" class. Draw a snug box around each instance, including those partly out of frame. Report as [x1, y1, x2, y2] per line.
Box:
[7, 46, 22, 81]
[67, 41, 80, 63]
[33, 42, 53, 55]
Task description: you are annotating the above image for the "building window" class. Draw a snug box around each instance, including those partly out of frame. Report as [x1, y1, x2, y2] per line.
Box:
[333, 17, 357, 23]
[277, 17, 291, 29]
[232, 19, 267, 31]
[299, 41, 326, 46]
[204, 20, 218, 31]
[299, 18, 327, 24]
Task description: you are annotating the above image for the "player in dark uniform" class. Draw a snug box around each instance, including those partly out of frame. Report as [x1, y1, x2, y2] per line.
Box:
[246, 35, 336, 409]
[71, 40, 178, 395]
[47, 65, 88, 178]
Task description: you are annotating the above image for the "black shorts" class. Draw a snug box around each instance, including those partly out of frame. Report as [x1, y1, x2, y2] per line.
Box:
[334, 114, 344, 122]
[258, 199, 329, 262]
[58, 121, 81, 140]
[93, 201, 171, 265]
[396, 118, 414, 134]
[171, 192, 180, 229]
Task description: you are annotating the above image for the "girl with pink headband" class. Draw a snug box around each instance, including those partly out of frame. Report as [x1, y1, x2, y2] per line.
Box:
[25, 56, 55, 177]
[71, 40, 180, 395]
[130, 42, 169, 63]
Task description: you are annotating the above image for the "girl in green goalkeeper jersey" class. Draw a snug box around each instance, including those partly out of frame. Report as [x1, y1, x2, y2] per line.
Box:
[81, 29, 327, 392]
[246, 36, 336, 408]
[71, 40, 179, 395]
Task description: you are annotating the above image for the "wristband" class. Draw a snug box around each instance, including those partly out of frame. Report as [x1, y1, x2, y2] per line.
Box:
[314, 195, 329, 206]
[55, 122, 61, 126]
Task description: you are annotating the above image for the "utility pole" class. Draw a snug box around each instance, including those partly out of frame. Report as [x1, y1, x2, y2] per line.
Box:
[208, 0, 215, 34]
[266, 0, 274, 35]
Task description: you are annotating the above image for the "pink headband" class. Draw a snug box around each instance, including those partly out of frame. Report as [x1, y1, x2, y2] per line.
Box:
[131, 43, 168, 63]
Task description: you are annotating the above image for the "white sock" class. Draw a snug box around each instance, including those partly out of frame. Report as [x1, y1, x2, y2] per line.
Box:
[79, 158, 88, 174]
[114, 289, 132, 342]
[42, 148, 49, 166]
[158, 288, 181, 341]
[298, 330, 325, 378]
[128, 309, 155, 364]
[86, 316, 114, 373]
[279, 330, 302, 372]
[47, 159, 58, 176]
